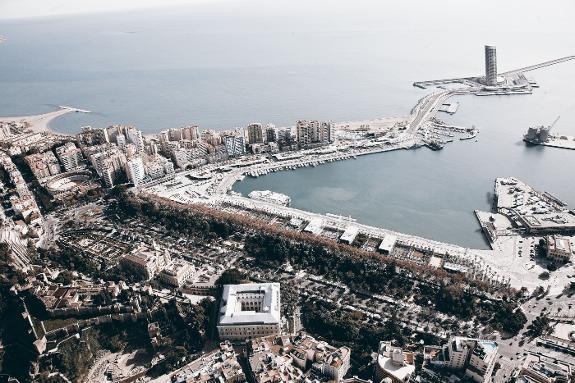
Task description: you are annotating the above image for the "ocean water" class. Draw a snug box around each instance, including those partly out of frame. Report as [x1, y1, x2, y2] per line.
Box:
[1, 0, 574, 248]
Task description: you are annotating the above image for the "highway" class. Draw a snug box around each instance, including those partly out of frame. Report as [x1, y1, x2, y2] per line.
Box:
[407, 89, 473, 133]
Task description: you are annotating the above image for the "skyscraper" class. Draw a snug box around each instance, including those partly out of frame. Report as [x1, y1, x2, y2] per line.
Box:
[484, 45, 497, 86]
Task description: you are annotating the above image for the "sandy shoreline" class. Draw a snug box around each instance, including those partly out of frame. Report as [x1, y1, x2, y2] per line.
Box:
[0, 106, 90, 134]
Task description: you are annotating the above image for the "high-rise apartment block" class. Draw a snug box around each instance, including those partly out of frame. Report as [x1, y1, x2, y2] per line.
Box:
[224, 134, 246, 157]
[247, 123, 264, 144]
[265, 124, 277, 142]
[126, 157, 146, 187]
[296, 120, 333, 148]
[55, 142, 83, 172]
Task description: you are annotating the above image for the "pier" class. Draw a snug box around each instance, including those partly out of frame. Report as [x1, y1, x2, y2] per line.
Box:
[413, 55, 575, 92]
[502, 55, 575, 75]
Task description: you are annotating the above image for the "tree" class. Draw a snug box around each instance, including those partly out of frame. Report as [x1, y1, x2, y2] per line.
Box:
[55, 271, 73, 285]
[216, 268, 248, 285]
[526, 314, 551, 337]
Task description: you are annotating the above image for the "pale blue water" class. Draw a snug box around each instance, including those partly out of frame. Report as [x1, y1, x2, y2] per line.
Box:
[1, 0, 574, 248]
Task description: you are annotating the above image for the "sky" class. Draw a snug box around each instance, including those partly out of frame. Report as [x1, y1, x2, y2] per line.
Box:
[0, 0, 221, 19]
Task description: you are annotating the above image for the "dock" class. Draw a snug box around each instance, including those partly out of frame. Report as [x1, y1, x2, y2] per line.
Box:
[438, 102, 459, 114]
[539, 135, 575, 150]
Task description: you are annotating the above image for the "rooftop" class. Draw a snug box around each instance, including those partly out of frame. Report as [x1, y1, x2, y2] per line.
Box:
[219, 283, 281, 326]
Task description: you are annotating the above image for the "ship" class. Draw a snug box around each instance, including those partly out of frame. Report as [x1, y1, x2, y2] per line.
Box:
[248, 190, 291, 206]
[523, 116, 559, 145]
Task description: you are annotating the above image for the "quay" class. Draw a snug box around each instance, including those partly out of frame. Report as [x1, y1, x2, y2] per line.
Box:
[533, 135, 575, 151]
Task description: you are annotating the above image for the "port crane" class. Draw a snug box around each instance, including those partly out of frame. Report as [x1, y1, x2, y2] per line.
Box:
[547, 115, 560, 132]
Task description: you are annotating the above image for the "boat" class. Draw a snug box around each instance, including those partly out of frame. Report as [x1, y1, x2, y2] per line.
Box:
[460, 127, 479, 141]
[248, 190, 291, 206]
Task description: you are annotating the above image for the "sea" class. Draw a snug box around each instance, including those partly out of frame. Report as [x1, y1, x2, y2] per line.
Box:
[1, 0, 574, 248]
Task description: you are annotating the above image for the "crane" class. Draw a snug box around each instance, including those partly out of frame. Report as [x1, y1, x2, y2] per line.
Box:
[548, 115, 560, 132]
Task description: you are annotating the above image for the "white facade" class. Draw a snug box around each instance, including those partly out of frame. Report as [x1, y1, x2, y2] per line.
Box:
[126, 157, 145, 187]
[375, 342, 415, 383]
[126, 126, 145, 153]
[217, 283, 281, 341]
[56, 142, 83, 172]
[224, 135, 246, 157]
[443, 337, 499, 383]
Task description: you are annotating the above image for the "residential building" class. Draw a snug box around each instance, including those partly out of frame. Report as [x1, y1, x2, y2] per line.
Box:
[217, 283, 281, 341]
[424, 337, 498, 383]
[78, 126, 109, 146]
[224, 134, 246, 157]
[55, 142, 83, 171]
[296, 120, 333, 148]
[315, 345, 351, 382]
[170, 341, 245, 383]
[247, 334, 351, 382]
[126, 157, 145, 187]
[143, 155, 175, 181]
[265, 124, 277, 142]
[25, 151, 61, 180]
[247, 123, 264, 144]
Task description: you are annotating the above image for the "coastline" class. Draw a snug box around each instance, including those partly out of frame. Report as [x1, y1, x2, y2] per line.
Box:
[0, 106, 90, 134]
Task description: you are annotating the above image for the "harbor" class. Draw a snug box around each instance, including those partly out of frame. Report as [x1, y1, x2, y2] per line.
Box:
[140, 47, 575, 290]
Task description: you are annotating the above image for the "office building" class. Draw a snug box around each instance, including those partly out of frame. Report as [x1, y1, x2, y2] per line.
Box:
[484, 45, 497, 86]
[545, 235, 573, 264]
[217, 283, 281, 341]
